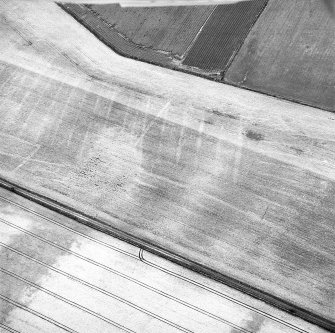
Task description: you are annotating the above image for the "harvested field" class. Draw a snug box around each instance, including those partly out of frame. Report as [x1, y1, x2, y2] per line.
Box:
[225, 0, 335, 112]
[88, 4, 215, 57]
[182, 0, 268, 71]
[1, 0, 335, 330]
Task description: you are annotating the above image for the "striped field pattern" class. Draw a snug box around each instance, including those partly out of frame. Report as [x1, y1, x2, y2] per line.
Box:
[183, 0, 268, 71]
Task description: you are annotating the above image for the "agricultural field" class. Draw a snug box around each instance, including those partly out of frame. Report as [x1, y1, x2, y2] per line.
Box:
[1, 1, 335, 331]
[59, 3, 172, 66]
[182, 0, 268, 71]
[88, 4, 215, 57]
[226, 0, 335, 111]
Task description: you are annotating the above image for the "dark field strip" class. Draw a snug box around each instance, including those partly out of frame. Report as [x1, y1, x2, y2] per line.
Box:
[182, 0, 268, 71]
[59, 4, 172, 67]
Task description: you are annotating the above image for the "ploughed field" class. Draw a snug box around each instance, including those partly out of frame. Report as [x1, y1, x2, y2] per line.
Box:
[182, 1, 267, 71]
[1, 0, 335, 331]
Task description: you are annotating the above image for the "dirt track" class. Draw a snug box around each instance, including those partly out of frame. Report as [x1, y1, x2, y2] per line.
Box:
[0, 0, 334, 329]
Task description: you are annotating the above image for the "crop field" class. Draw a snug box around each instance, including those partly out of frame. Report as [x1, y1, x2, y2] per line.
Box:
[60, 3, 172, 66]
[60, 3, 215, 68]
[226, 0, 335, 111]
[88, 4, 215, 57]
[182, 0, 268, 71]
[1, 0, 335, 331]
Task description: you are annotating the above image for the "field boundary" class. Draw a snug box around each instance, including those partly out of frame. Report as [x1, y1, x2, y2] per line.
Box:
[58, 4, 172, 66]
[0, 175, 334, 332]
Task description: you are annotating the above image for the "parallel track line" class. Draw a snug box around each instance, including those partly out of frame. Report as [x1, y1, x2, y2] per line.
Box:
[0, 268, 136, 333]
[0, 241, 191, 333]
[0, 239, 250, 333]
[0, 294, 78, 333]
[0, 194, 137, 259]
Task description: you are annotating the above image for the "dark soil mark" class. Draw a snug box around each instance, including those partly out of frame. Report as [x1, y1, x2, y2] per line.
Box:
[211, 109, 239, 120]
[245, 130, 264, 141]
[290, 146, 304, 155]
[211, 109, 223, 117]
[204, 119, 214, 125]
[222, 113, 239, 120]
